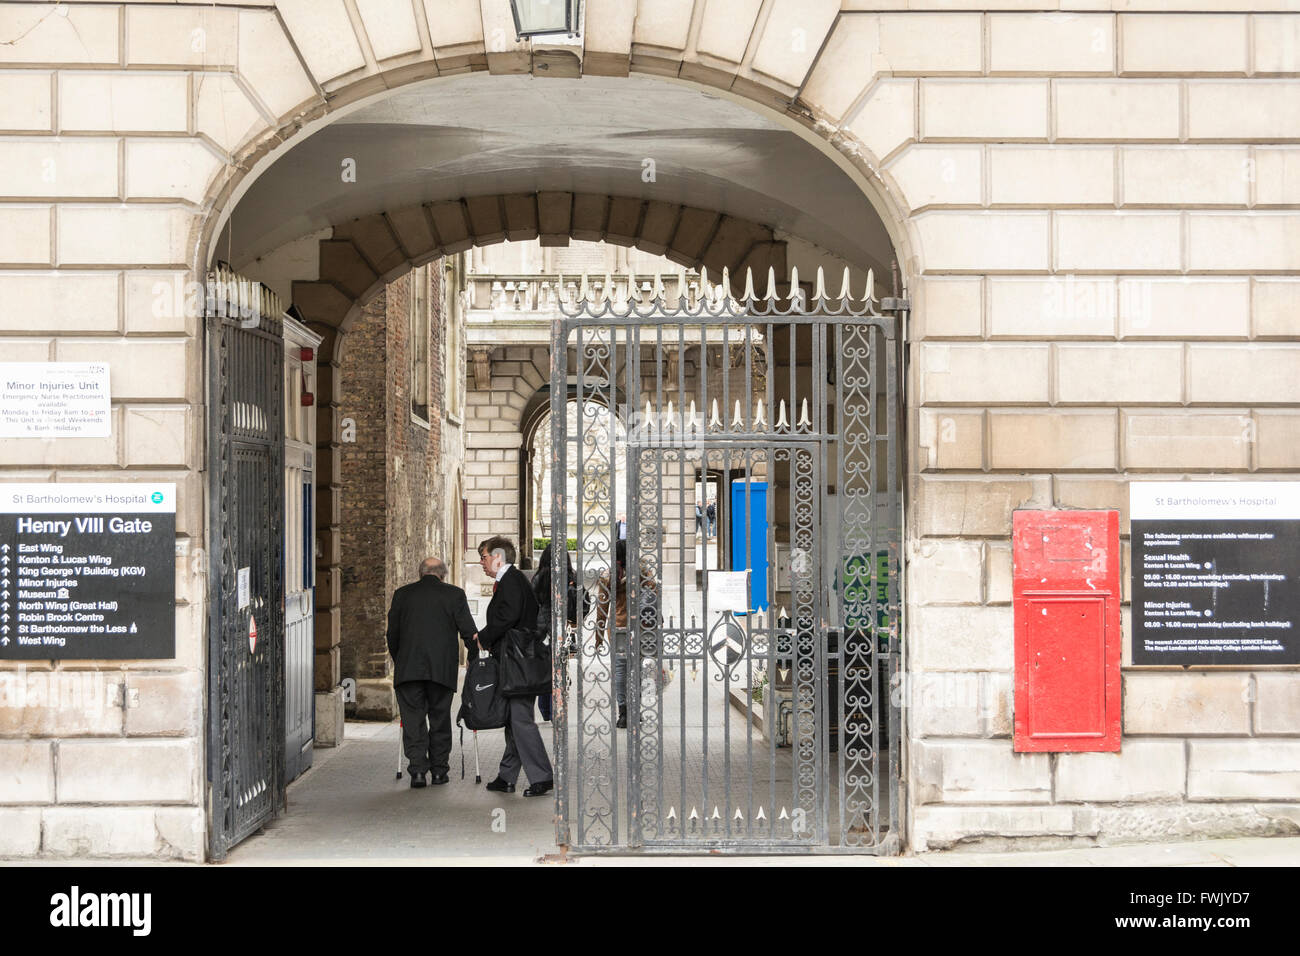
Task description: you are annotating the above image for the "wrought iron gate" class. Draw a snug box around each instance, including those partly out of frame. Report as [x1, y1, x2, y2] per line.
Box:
[206, 270, 286, 860]
[550, 269, 903, 854]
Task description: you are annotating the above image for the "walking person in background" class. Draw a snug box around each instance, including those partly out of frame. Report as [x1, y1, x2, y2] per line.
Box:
[706, 498, 716, 537]
[530, 541, 577, 722]
[695, 499, 704, 535]
[595, 540, 659, 729]
[386, 558, 477, 788]
[477, 536, 554, 797]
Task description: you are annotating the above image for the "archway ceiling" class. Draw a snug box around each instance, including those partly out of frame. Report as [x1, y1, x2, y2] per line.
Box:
[224, 73, 892, 273]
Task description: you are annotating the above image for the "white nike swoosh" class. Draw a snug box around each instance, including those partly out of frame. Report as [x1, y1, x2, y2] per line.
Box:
[475, 684, 494, 692]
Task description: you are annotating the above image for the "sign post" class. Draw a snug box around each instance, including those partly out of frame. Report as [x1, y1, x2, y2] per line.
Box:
[0, 483, 176, 660]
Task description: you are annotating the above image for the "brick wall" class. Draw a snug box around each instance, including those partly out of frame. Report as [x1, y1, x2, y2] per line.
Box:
[339, 289, 388, 686]
[338, 266, 451, 718]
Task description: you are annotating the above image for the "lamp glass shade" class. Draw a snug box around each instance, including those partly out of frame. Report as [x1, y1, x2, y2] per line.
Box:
[509, 0, 576, 37]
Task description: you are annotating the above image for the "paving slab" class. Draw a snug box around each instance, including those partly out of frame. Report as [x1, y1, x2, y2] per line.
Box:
[215, 721, 1300, 867]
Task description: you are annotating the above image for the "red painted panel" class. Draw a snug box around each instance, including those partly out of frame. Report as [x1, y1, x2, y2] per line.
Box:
[1013, 510, 1121, 752]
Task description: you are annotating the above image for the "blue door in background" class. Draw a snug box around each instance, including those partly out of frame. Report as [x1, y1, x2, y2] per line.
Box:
[729, 479, 769, 612]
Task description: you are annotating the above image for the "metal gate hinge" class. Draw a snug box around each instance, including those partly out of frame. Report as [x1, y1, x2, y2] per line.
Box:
[880, 297, 910, 312]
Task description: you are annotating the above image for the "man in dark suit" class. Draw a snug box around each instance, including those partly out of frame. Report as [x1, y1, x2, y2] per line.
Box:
[386, 557, 477, 788]
[476, 535, 554, 797]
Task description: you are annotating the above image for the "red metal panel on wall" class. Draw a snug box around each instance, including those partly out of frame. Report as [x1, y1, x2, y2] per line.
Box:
[1013, 510, 1121, 752]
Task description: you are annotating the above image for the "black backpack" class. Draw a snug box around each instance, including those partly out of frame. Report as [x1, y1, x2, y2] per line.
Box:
[456, 652, 508, 730]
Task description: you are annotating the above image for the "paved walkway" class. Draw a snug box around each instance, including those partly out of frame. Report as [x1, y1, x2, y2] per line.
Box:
[224, 720, 1300, 867]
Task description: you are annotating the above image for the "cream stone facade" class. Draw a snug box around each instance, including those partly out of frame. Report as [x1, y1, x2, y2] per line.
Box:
[0, 1, 1298, 860]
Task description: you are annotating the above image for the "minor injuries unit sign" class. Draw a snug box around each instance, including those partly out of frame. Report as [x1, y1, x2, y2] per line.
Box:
[0, 362, 111, 438]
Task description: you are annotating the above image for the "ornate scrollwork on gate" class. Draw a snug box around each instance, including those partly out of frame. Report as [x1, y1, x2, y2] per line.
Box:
[574, 323, 618, 847]
[554, 265, 902, 855]
[837, 323, 878, 842]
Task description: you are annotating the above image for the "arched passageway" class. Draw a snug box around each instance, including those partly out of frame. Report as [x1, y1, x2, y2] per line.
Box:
[209, 59, 906, 859]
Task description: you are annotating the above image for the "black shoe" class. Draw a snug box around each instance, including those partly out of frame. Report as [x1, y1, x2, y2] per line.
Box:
[430, 772, 449, 785]
[485, 777, 515, 793]
[523, 780, 554, 798]
[616, 706, 627, 729]
[410, 772, 427, 789]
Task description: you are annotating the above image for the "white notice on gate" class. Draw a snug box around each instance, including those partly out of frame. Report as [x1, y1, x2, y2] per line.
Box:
[0, 363, 111, 438]
[708, 570, 751, 612]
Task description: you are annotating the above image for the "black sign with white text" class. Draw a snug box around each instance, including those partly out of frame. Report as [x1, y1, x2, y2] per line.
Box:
[1131, 483, 1299, 666]
[0, 484, 176, 660]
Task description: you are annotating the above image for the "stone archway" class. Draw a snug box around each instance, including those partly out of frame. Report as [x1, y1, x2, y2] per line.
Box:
[192, 0, 917, 849]
[194, 6, 918, 286]
[288, 192, 789, 335]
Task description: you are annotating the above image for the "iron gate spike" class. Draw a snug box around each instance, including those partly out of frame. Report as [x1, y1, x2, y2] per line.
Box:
[865, 267, 875, 303]
[742, 266, 756, 301]
[765, 266, 778, 300]
[814, 266, 826, 302]
[788, 266, 799, 308]
[839, 265, 853, 301]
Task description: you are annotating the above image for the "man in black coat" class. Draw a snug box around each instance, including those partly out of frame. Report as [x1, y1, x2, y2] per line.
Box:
[476, 535, 554, 797]
[386, 557, 477, 788]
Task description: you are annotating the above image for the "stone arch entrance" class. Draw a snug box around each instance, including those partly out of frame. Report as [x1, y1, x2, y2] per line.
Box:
[200, 14, 912, 858]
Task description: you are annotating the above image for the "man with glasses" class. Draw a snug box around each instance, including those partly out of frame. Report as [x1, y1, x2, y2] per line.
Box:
[475, 536, 554, 797]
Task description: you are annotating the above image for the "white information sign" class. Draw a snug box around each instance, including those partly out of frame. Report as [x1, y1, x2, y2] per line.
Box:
[708, 570, 751, 612]
[0, 363, 111, 438]
[237, 567, 251, 610]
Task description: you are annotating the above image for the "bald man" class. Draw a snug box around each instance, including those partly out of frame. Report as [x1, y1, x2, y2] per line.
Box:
[386, 557, 477, 787]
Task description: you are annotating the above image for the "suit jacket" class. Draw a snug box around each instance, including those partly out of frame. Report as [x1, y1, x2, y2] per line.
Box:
[386, 575, 477, 688]
[477, 565, 539, 655]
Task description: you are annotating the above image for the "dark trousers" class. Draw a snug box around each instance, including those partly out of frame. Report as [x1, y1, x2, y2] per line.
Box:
[395, 680, 454, 776]
[499, 696, 553, 786]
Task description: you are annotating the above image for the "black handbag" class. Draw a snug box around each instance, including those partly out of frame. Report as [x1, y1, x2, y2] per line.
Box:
[498, 626, 551, 698]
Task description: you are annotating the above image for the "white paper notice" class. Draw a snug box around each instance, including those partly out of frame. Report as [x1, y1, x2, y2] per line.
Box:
[708, 570, 751, 612]
[237, 567, 251, 610]
[0, 363, 111, 438]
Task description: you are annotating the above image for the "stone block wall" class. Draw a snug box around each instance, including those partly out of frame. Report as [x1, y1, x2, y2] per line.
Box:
[0, 0, 1296, 858]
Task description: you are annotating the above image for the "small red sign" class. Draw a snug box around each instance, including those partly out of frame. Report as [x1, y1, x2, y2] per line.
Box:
[248, 616, 258, 654]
